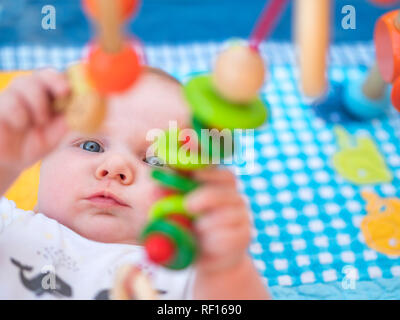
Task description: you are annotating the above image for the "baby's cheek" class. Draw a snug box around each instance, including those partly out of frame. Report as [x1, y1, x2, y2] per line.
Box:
[37, 152, 81, 221]
[132, 168, 162, 217]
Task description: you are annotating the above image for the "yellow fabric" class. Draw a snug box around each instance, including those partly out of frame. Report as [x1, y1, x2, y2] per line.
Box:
[5, 162, 41, 211]
[1, 71, 40, 211]
[0, 71, 30, 90]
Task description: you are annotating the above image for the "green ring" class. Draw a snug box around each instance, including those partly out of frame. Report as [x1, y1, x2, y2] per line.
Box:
[149, 194, 193, 220]
[151, 168, 199, 194]
[140, 219, 197, 270]
[155, 128, 209, 171]
[184, 74, 268, 130]
[192, 116, 234, 160]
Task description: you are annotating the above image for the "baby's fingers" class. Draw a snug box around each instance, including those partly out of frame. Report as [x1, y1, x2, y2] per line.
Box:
[9, 75, 51, 126]
[185, 185, 246, 214]
[190, 167, 238, 187]
[35, 68, 70, 98]
[198, 226, 251, 257]
[0, 90, 31, 131]
[9, 69, 69, 127]
[194, 206, 251, 234]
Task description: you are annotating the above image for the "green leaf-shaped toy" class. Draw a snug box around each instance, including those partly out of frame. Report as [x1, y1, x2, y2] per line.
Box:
[332, 126, 392, 185]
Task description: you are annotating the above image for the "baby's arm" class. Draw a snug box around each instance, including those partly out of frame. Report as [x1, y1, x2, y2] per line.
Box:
[185, 168, 270, 299]
[0, 69, 69, 196]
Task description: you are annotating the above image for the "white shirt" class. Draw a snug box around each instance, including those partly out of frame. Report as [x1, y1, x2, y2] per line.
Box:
[0, 197, 195, 300]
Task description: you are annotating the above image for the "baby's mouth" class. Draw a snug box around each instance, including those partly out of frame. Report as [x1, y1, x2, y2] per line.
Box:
[85, 191, 130, 209]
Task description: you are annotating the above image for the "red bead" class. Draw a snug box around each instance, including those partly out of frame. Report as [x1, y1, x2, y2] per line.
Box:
[153, 187, 178, 202]
[144, 233, 175, 264]
[86, 41, 142, 94]
[391, 76, 400, 111]
[83, 0, 139, 21]
[166, 214, 194, 231]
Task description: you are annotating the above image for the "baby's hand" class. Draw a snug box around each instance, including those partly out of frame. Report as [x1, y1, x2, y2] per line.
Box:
[0, 69, 70, 172]
[185, 167, 252, 274]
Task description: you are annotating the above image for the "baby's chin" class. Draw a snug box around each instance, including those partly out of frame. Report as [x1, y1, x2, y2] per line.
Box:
[77, 215, 141, 245]
[54, 209, 144, 245]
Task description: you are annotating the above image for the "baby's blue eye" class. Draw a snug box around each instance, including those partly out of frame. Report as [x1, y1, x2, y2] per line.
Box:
[80, 141, 104, 153]
[144, 156, 164, 167]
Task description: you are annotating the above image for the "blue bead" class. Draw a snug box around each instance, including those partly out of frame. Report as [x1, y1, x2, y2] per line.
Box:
[343, 75, 391, 120]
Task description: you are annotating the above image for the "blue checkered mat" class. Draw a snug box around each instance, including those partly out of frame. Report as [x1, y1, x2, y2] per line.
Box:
[1, 42, 400, 299]
[244, 64, 400, 287]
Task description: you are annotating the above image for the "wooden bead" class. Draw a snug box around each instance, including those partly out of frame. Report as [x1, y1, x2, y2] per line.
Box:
[53, 64, 107, 133]
[212, 45, 265, 104]
[83, 0, 139, 21]
[66, 92, 106, 133]
[110, 265, 158, 300]
[374, 10, 400, 83]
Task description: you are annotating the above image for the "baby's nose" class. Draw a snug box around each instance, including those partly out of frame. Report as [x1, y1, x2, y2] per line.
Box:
[95, 155, 134, 185]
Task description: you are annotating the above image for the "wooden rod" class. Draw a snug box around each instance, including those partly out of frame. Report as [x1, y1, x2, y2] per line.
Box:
[362, 63, 387, 100]
[97, 0, 124, 53]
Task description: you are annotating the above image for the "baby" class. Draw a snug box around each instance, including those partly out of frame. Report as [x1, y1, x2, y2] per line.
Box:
[0, 67, 269, 299]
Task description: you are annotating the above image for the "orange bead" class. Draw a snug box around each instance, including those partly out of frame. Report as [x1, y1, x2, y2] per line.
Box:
[391, 76, 400, 111]
[86, 41, 142, 94]
[374, 10, 400, 83]
[82, 0, 139, 21]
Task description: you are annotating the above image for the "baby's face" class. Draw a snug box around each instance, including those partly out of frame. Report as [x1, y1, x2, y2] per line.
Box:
[37, 70, 190, 245]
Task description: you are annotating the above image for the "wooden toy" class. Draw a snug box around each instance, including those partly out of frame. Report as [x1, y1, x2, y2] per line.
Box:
[54, 63, 107, 133]
[185, 75, 267, 130]
[342, 64, 391, 119]
[85, 0, 142, 94]
[83, 0, 139, 21]
[53, 0, 142, 133]
[374, 10, 400, 84]
[211, 0, 289, 104]
[110, 264, 158, 300]
[140, 0, 290, 270]
[151, 169, 199, 194]
[312, 6, 394, 121]
[141, 194, 197, 269]
[375, 9, 400, 110]
[213, 44, 265, 104]
[392, 76, 400, 111]
[153, 127, 208, 171]
[295, 0, 330, 97]
[191, 116, 234, 159]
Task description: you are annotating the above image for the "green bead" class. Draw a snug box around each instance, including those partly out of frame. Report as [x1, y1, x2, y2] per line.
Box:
[149, 194, 193, 220]
[192, 116, 234, 161]
[184, 74, 268, 130]
[151, 168, 199, 194]
[140, 219, 197, 270]
[155, 127, 209, 171]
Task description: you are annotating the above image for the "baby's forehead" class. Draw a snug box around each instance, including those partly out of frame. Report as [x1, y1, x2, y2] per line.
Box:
[103, 69, 190, 137]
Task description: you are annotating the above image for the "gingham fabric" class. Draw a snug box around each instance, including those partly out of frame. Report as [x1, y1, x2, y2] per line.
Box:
[1, 42, 400, 298]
